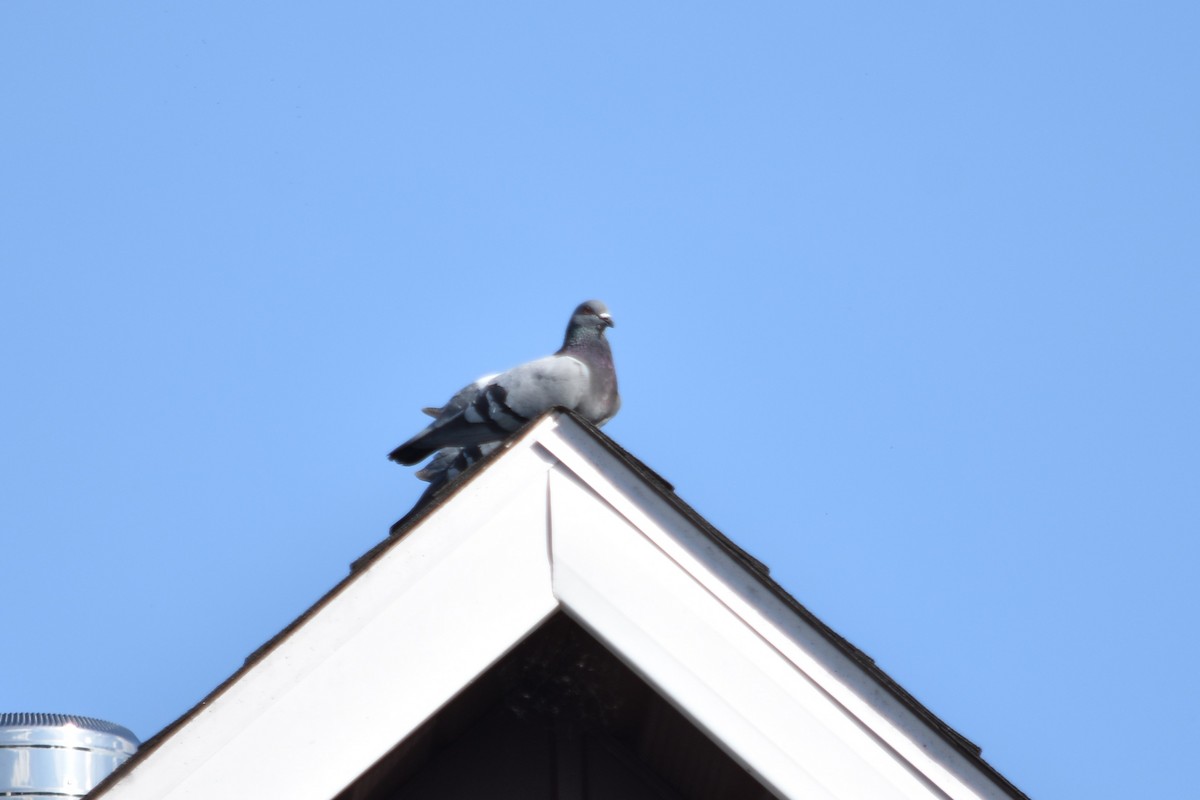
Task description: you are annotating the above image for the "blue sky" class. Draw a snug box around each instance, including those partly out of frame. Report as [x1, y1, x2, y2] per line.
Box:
[2, 4, 1197, 797]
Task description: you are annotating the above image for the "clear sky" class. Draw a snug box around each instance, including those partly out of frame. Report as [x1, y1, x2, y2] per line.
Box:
[2, 4, 1197, 798]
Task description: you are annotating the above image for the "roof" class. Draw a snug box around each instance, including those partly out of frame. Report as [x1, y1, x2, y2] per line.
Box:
[89, 410, 1028, 800]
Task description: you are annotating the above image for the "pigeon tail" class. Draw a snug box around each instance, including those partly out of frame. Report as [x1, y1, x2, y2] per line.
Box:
[389, 382, 534, 464]
[389, 418, 520, 465]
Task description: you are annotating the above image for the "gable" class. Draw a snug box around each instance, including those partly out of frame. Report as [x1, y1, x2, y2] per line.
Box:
[90, 412, 1026, 800]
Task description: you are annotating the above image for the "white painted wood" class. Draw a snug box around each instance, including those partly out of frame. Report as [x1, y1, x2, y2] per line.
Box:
[537, 417, 1011, 800]
[97, 444, 559, 800]
[548, 466, 948, 800]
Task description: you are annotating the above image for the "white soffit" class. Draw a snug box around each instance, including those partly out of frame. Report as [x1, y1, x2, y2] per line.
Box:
[95, 412, 1019, 800]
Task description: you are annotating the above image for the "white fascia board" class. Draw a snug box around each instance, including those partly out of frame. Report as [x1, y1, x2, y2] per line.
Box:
[536, 415, 1012, 800]
[97, 443, 560, 800]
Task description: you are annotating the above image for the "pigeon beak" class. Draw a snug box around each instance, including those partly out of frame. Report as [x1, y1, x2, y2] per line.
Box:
[599, 313, 614, 328]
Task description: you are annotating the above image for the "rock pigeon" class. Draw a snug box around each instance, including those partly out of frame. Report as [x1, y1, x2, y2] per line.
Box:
[389, 300, 620, 471]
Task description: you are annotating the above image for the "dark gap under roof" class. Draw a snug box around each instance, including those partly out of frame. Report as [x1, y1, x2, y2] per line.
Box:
[336, 613, 777, 800]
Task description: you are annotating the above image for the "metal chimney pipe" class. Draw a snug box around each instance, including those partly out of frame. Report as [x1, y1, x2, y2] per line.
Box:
[0, 713, 138, 799]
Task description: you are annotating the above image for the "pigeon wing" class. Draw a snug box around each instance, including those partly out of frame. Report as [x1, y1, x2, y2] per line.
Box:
[388, 355, 589, 465]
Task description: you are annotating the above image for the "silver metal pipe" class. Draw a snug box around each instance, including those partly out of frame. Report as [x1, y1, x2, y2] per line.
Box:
[0, 713, 139, 798]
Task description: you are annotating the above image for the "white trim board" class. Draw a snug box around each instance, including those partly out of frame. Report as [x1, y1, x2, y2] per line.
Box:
[93, 412, 1025, 800]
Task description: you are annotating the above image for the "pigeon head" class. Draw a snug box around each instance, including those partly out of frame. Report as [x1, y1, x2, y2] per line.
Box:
[571, 300, 614, 330]
[562, 300, 615, 351]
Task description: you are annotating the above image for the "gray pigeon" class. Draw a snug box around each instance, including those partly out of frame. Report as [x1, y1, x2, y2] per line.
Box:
[389, 300, 620, 469]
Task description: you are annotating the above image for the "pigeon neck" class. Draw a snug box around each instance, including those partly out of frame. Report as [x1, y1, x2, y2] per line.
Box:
[562, 325, 605, 352]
